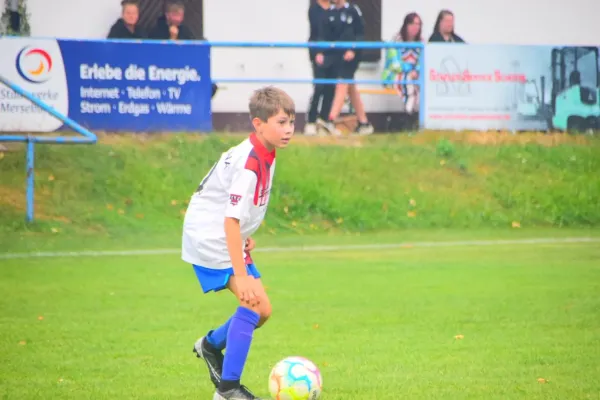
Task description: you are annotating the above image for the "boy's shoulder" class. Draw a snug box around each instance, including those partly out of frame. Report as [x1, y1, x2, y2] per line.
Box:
[224, 136, 253, 162]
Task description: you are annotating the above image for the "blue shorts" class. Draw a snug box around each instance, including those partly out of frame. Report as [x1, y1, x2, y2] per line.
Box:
[192, 264, 261, 294]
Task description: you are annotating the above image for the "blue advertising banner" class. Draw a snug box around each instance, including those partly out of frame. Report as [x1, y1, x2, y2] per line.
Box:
[0, 37, 212, 132]
[424, 44, 600, 131]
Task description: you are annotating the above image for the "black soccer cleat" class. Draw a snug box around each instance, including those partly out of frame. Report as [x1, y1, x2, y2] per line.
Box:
[193, 335, 224, 388]
[213, 385, 263, 400]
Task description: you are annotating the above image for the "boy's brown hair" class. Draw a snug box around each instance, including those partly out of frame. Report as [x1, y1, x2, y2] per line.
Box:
[249, 86, 295, 122]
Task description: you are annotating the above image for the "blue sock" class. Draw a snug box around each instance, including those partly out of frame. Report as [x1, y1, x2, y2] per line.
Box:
[206, 317, 232, 351]
[221, 307, 260, 383]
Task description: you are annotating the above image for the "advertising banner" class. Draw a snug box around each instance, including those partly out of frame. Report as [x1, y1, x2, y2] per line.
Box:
[0, 37, 212, 132]
[425, 44, 600, 131]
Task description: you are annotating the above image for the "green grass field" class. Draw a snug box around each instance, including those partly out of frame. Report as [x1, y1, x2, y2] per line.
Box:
[1, 231, 599, 399]
[2, 132, 599, 398]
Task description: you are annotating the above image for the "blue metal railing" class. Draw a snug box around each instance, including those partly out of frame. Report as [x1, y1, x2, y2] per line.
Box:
[0, 74, 97, 222]
[206, 40, 425, 127]
[0, 38, 424, 222]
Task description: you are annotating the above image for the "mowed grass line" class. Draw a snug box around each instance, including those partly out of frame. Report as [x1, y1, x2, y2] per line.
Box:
[1, 241, 599, 399]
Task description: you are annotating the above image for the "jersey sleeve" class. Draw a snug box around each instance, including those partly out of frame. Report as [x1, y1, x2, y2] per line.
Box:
[224, 166, 258, 222]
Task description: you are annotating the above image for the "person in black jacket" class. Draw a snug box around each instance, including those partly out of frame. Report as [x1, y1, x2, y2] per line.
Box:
[305, 0, 330, 135]
[147, 1, 218, 99]
[107, 0, 146, 39]
[315, 0, 373, 135]
[428, 10, 466, 43]
[148, 0, 194, 40]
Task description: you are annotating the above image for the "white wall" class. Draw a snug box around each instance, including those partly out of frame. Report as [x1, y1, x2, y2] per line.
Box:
[207, 0, 600, 113]
[23, 0, 600, 113]
[384, 0, 599, 46]
[29, 0, 119, 39]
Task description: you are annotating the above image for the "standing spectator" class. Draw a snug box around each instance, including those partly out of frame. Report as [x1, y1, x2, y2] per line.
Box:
[428, 10, 465, 43]
[149, 0, 194, 40]
[305, 0, 331, 136]
[107, 0, 146, 39]
[315, 0, 374, 135]
[382, 12, 422, 113]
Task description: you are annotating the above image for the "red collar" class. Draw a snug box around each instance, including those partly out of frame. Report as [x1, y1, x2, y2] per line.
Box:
[249, 133, 276, 162]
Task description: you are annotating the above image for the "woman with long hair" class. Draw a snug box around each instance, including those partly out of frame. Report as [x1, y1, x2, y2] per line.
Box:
[381, 12, 422, 113]
[428, 9, 465, 43]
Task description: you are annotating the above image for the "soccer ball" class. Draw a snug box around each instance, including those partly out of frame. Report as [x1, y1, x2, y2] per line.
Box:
[268, 356, 323, 400]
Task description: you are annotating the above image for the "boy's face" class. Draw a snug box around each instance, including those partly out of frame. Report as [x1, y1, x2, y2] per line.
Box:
[253, 109, 295, 150]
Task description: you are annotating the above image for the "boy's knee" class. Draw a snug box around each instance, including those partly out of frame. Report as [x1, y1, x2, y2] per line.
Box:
[257, 301, 272, 328]
[260, 300, 272, 320]
[239, 298, 271, 321]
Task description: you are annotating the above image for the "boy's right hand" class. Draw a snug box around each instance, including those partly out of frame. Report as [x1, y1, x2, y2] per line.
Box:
[235, 275, 260, 307]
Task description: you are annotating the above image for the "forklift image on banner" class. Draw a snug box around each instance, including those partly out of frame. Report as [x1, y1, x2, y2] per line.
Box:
[550, 46, 600, 132]
[516, 75, 550, 121]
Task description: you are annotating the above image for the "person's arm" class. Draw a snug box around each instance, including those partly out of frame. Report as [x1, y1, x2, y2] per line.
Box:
[315, 9, 329, 63]
[224, 167, 255, 273]
[308, 6, 319, 40]
[224, 166, 260, 303]
[352, 4, 365, 42]
[225, 217, 246, 276]
[341, 5, 364, 61]
[308, 6, 319, 59]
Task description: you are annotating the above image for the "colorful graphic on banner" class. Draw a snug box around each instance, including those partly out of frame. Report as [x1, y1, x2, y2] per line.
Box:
[424, 44, 600, 131]
[0, 37, 212, 132]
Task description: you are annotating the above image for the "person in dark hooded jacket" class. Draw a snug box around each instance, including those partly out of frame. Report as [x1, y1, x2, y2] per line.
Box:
[147, 0, 218, 99]
[148, 0, 194, 40]
[107, 0, 146, 39]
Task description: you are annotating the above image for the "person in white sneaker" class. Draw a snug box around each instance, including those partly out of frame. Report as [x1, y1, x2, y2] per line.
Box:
[305, 0, 332, 136]
[314, 0, 374, 136]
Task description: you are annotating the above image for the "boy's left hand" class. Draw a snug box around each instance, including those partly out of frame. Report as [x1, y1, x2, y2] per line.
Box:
[244, 237, 255, 252]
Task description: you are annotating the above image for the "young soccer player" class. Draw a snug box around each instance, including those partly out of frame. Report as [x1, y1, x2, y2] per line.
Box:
[182, 86, 295, 400]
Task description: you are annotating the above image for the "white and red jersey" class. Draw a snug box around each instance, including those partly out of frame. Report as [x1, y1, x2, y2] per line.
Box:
[182, 133, 276, 269]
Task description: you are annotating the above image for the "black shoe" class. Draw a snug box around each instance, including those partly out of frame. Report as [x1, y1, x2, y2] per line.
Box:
[193, 335, 223, 388]
[240, 385, 262, 399]
[213, 385, 263, 400]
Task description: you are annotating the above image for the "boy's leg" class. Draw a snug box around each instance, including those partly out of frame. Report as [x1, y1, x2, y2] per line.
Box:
[194, 318, 230, 388]
[204, 277, 271, 349]
[318, 59, 341, 135]
[325, 57, 356, 123]
[306, 61, 325, 135]
[348, 84, 368, 124]
[341, 58, 374, 135]
[216, 277, 270, 398]
[199, 277, 270, 399]
[321, 56, 372, 136]
[202, 284, 269, 352]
